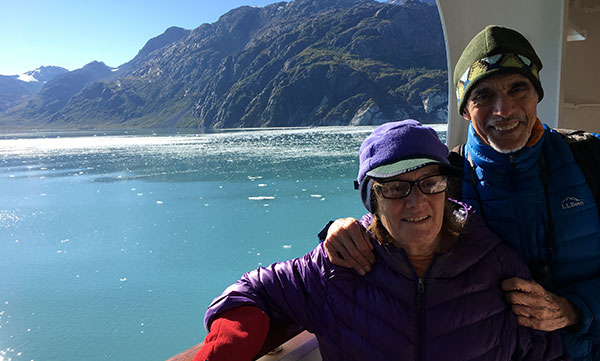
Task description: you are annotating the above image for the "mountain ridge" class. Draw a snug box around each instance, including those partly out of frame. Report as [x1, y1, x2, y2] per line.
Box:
[0, 66, 68, 111]
[0, 0, 448, 129]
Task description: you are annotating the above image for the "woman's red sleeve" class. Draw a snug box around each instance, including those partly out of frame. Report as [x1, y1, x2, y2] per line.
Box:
[193, 306, 270, 361]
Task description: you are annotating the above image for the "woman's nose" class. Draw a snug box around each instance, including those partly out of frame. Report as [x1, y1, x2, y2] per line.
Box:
[404, 185, 426, 206]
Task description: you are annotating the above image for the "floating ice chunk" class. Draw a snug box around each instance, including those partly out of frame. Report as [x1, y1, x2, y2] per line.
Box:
[137, 193, 143, 196]
[248, 196, 275, 200]
[263, 204, 269, 207]
[310, 194, 323, 198]
[156, 201, 163, 204]
[60, 239, 69, 243]
[258, 184, 267, 187]
[283, 245, 292, 249]
[248, 176, 263, 181]
[120, 277, 127, 282]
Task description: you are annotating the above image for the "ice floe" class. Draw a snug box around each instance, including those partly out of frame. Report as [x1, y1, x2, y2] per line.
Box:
[248, 196, 275, 200]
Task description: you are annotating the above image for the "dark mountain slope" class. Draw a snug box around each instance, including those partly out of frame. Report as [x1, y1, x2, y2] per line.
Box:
[1, 0, 448, 129]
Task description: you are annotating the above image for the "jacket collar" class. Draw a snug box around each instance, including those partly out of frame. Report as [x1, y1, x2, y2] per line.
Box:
[465, 120, 546, 173]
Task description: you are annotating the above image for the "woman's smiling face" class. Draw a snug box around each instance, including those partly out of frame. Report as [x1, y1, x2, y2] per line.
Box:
[374, 165, 445, 256]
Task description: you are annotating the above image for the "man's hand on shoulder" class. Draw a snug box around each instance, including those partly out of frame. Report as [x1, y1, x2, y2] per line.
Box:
[502, 277, 581, 331]
[324, 217, 374, 276]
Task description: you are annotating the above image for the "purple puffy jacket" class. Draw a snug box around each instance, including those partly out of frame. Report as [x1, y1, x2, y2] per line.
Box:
[205, 202, 569, 361]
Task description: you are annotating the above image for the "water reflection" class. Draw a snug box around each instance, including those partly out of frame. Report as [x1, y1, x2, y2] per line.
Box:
[0, 127, 385, 183]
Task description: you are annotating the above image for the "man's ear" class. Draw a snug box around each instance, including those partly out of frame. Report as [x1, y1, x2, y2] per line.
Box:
[462, 107, 472, 121]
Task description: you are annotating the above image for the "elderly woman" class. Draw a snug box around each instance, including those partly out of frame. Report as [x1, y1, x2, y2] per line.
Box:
[195, 120, 568, 361]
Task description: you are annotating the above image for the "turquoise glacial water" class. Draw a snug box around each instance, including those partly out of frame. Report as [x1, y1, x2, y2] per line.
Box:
[0, 125, 446, 361]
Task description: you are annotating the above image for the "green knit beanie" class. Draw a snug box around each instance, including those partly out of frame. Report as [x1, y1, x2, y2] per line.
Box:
[454, 25, 543, 115]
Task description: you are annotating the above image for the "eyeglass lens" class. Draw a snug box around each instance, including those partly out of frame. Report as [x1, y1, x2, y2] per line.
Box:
[377, 174, 448, 199]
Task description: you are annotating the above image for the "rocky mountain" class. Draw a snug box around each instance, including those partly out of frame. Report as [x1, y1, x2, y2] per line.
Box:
[113, 26, 191, 77]
[21, 66, 69, 84]
[1, 0, 448, 129]
[390, 0, 436, 4]
[11, 61, 115, 122]
[0, 66, 67, 111]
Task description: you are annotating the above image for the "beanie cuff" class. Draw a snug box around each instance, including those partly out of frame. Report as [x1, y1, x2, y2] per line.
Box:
[456, 52, 543, 115]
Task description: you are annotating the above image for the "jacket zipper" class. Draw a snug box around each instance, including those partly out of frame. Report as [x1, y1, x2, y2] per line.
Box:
[415, 277, 425, 361]
[400, 248, 433, 361]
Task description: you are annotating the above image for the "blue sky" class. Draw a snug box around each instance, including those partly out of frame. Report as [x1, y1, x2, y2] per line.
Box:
[0, 0, 288, 76]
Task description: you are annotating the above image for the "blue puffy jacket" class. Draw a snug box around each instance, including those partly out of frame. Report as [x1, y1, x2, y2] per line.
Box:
[205, 201, 568, 361]
[461, 122, 600, 361]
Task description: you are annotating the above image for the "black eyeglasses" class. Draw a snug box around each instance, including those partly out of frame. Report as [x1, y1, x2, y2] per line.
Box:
[374, 174, 448, 199]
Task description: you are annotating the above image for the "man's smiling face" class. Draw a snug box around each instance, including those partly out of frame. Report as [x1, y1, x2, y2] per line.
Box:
[463, 73, 539, 153]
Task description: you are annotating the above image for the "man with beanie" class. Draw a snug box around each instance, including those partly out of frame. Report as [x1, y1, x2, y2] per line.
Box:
[324, 25, 600, 360]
